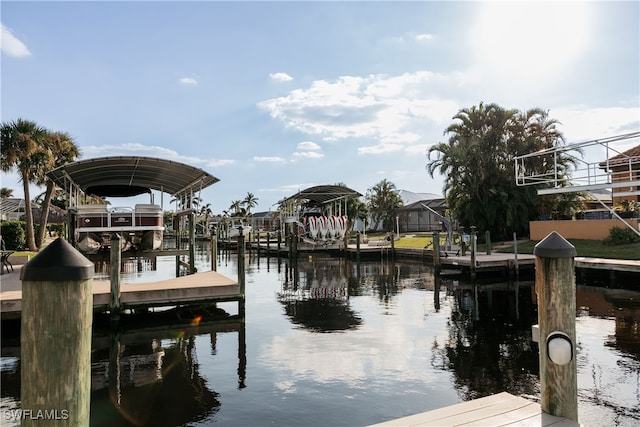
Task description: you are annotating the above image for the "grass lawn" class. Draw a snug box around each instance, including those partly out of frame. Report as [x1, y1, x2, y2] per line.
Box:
[11, 235, 639, 261]
[388, 234, 639, 261]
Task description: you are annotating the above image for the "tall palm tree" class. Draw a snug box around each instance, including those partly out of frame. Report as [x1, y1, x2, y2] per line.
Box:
[242, 192, 259, 214]
[34, 131, 80, 247]
[229, 200, 244, 216]
[1, 118, 47, 251]
[366, 179, 403, 231]
[426, 103, 572, 239]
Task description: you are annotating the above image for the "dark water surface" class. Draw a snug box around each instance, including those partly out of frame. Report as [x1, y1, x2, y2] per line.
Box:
[1, 244, 639, 426]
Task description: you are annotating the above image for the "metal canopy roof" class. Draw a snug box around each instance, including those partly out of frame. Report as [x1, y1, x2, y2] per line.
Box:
[279, 185, 362, 205]
[46, 156, 219, 198]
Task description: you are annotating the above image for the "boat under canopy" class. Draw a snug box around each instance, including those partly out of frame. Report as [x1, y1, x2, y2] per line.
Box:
[277, 185, 362, 243]
[47, 156, 219, 253]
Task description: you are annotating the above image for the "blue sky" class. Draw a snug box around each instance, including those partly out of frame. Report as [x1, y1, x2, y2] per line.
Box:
[2, 1, 639, 214]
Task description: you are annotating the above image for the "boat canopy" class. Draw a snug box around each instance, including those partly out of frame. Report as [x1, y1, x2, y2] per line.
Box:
[46, 156, 219, 199]
[278, 185, 362, 207]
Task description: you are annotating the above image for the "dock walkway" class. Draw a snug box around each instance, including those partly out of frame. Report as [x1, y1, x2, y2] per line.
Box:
[369, 392, 580, 426]
[0, 264, 240, 319]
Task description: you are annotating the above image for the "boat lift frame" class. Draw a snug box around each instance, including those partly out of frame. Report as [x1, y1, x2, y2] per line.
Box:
[514, 131, 640, 237]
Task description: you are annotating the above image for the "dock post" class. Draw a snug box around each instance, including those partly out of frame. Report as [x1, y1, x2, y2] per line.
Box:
[20, 238, 94, 426]
[485, 231, 491, 255]
[189, 212, 196, 274]
[110, 234, 122, 322]
[237, 227, 246, 296]
[390, 232, 395, 260]
[356, 232, 361, 264]
[266, 232, 271, 258]
[534, 231, 578, 422]
[513, 232, 519, 278]
[211, 232, 217, 272]
[432, 232, 441, 272]
[470, 227, 477, 280]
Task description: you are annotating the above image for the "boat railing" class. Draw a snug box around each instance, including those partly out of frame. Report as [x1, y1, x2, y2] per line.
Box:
[76, 205, 163, 229]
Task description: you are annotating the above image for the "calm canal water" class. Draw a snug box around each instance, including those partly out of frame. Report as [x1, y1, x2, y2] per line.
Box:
[1, 243, 639, 426]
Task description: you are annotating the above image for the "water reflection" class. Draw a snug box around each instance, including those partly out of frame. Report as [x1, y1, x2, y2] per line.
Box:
[437, 279, 541, 401]
[90, 318, 246, 426]
[1, 245, 639, 427]
[278, 258, 362, 332]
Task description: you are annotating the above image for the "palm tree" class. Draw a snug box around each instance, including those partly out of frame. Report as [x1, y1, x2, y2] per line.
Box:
[0, 187, 13, 199]
[33, 131, 80, 248]
[229, 200, 244, 216]
[426, 103, 573, 239]
[242, 192, 259, 214]
[366, 179, 403, 231]
[1, 118, 47, 251]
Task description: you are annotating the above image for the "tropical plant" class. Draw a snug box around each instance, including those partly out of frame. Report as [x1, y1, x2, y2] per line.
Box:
[366, 179, 403, 231]
[242, 192, 259, 214]
[33, 131, 80, 247]
[0, 187, 13, 199]
[1, 118, 47, 250]
[426, 103, 577, 240]
[614, 199, 639, 217]
[229, 200, 246, 217]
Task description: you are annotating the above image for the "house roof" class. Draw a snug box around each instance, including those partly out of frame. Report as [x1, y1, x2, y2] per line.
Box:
[397, 198, 447, 211]
[46, 156, 219, 198]
[397, 189, 443, 205]
[599, 144, 640, 168]
[278, 185, 362, 206]
[0, 198, 39, 214]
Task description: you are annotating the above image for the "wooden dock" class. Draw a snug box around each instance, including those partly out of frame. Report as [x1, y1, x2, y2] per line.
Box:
[369, 392, 580, 426]
[0, 264, 240, 319]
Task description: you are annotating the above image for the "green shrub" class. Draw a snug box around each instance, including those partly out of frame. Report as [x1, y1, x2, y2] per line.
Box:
[603, 226, 640, 246]
[0, 221, 26, 250]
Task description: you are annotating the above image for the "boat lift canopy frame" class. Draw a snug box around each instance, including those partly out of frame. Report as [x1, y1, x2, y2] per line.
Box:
[514, 131, 640, 237]
[47, 156, 219, 209]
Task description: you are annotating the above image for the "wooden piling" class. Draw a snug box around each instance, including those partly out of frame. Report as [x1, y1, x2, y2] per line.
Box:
[534, 231, 578, 422]
[20, 238, 94, 426]
[432, 232, 441, 272]
[189, 212, 196, 274]
[237, 228, 246, 296]
[110, 234, 122, 321]
[390, 232, 395, 260]
[485, 231, 491, 255]
[356, 232, 361, 264]
[470, 233, 477, 280]
[211, 233, 217, 272]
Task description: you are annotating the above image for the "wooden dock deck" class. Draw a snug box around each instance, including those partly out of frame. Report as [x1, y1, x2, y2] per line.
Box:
[0, 264, 240, 319]
[369, 392, 580, 426]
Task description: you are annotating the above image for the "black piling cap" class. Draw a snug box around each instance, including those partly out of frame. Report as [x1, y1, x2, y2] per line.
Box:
[20, 238, 94, 282]
[533, 231, 577, 258]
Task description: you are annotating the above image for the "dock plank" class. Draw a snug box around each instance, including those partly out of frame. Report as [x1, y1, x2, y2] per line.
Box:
[1, 265, 240, 317]
[369, 392, 580, 427]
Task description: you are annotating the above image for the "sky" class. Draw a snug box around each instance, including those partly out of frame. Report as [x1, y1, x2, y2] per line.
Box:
[1, 0, 639, 214]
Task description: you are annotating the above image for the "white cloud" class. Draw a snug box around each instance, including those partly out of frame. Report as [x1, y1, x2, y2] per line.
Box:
[415, 33, 433, 43]
[293, 151, 324, 159]
[357, 143, 404, 155]
[1, 23, 31, 58]
[179, 77, 198, 85]
[270, 72, 293, 82]
[552, 106, 640, 142]
[296, 141, 321, 151]
[254, 156, 286, 163]
[81, 143, 234, 168]
[257, 72, 462, 152]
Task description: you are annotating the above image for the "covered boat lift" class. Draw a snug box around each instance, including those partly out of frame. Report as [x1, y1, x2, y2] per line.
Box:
[46, 156, 219, 253]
